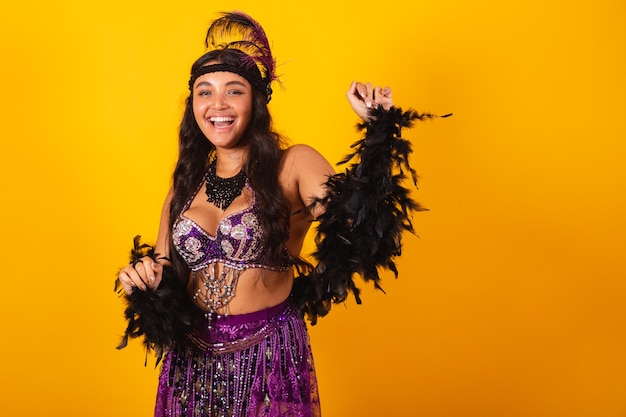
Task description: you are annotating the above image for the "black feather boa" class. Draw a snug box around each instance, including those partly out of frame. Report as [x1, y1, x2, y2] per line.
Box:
[291, 106, 445, 324]
[115, 106, 448, 357]
[115, 236, 193, 366]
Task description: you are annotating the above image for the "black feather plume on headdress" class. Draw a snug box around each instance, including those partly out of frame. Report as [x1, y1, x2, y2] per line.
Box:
[115, 236, 193, 366]
[291, 107, 447, 325]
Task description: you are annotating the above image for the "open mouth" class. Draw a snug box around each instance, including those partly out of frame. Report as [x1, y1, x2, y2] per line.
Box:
[210, 116, 235, 129]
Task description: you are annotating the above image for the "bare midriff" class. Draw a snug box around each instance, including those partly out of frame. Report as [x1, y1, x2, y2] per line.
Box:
[188, 264, 294, 316]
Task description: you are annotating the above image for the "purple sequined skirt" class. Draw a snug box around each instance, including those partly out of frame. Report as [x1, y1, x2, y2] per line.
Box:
[154, 301, 321, 417]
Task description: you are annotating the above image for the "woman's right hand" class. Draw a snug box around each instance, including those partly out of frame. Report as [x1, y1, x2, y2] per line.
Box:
[117, 257, 164, 295]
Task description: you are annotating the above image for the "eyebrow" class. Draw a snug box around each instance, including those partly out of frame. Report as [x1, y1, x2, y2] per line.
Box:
[194, 80, 247, 90]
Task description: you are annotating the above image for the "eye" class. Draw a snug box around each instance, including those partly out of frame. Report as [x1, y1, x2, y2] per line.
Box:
[227, 89, 244, 96]
[197, 90, 212, 97]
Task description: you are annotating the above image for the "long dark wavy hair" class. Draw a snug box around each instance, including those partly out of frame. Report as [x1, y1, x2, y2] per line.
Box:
[168, 48, 290, 284]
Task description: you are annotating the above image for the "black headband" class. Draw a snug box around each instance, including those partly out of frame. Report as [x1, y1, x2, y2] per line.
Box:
[188, 63, 272, 102]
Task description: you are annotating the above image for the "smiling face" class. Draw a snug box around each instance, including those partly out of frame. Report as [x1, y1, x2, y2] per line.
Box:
[192, 70, 254, 150]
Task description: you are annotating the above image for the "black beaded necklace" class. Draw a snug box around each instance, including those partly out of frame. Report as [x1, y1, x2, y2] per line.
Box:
[204, 159, 247, 210]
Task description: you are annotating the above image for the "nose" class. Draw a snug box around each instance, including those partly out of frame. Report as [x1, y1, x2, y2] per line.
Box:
[211, 92, 229, 110]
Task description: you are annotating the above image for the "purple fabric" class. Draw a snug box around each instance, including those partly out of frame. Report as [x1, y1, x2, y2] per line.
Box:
[172, 182, 293, 272]
[154, 302, 321, 417]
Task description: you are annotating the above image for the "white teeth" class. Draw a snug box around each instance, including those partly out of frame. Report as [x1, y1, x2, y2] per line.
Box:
[210, 116, 235, 122]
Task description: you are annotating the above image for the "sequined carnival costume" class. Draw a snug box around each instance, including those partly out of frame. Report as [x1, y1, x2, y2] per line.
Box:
[155, 302, 319, 417]
[115, 10, 449, 417]
[154, 182, 319, 416]
[116, 103, 442, 416]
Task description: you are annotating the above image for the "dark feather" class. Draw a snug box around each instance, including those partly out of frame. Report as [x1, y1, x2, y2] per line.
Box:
[291, 107, 447, 324]
[115, 236, 193, 366]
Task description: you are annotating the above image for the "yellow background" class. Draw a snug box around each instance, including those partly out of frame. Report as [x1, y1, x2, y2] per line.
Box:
[1, 0, 625, 416]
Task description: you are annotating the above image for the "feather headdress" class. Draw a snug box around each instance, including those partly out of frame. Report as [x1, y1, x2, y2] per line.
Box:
[204, 11, 277, 84]
[189, 11, 278, 101]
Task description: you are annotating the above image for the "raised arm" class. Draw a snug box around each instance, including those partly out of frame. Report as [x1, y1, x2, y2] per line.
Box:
[292, 81, 431, 324]
[287, 144, 335, 219]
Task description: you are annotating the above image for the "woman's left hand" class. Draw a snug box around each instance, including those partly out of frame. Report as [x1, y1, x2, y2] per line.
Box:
[346, 81, 393, 121]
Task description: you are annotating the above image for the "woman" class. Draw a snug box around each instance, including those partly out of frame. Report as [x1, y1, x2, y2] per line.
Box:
[117, 11, 432, 417]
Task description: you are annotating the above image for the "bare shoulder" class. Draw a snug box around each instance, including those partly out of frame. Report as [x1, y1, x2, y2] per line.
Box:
[283, 143, 325, 162]
[282, 144, 334, 176]
[280, 144, 334, 213]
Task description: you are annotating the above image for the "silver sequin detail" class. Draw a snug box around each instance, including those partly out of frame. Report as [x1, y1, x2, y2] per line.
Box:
[230, 224, 246, 240]
[221, 240, 234, 255]
[219, 220, 232, 235]
[184, 237, 203, 262]
[241, 212, 258, 228]
[173, 219, 193, 244]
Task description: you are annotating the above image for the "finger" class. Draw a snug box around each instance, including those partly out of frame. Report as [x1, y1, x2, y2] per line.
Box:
[145, 256, 163, 287]
[356, 82, 367, 100]
[117, 271, 137, 294]
[373, 86, 383, 107]
[152, 261, 163, 276]
[380, 86, 393, 110]
[346, 81, 357, 97]
[347, 81, 373, 122]
[125, 279, 135, 294]
[127, 263, 149, 290]
[346, 83, 366, 112]
[364, 83, 374, 108]
[150, 262, 163, 288]
[143, 258, 162, 288]
[346, 81, 363, 99]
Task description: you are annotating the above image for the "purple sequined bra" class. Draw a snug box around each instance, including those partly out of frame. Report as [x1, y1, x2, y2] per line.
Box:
[172, 183, 293, 273]
[172, 181, 294, 316]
